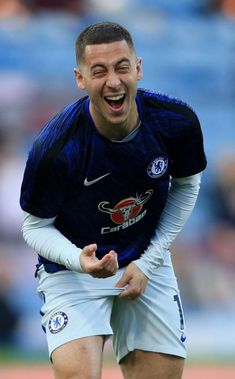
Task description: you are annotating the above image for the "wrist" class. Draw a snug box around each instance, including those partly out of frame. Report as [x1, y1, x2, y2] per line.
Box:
[132, 257, 162, 279]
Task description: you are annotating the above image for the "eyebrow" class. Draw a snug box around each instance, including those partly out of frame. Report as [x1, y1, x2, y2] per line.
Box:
[90, 58, 131, 71]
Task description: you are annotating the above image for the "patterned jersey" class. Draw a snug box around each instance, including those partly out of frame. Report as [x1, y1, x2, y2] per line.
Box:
[20, 88, 207, 272]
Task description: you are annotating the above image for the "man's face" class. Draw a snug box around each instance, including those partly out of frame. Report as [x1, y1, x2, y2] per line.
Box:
[74, 40, 142, 129]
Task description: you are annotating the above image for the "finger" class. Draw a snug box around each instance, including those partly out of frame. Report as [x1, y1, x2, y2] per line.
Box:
[98, 254, 113, 269]
[85, 250, 118, 278]
[89, 254, 118, 277]
[98, 251, 117, 268]
[104, 260, 119, 275]
[115, 273, 130, 288]
[83, 243, 97, 256]
[99, 259, 119, 276]
[119, 289, 135, 299]
[119, 287, 140, 299]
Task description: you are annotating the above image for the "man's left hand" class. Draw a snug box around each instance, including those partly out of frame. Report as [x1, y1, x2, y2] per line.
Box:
[115, 263, 148, 299]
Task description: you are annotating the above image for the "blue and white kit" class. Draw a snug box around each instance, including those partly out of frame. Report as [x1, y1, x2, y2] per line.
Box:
[20, 88, 207, 359]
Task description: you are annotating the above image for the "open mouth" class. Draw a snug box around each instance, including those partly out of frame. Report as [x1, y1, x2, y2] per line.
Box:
[104, 94, 125, 110]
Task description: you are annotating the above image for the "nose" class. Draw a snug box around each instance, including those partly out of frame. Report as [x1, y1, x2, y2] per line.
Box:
[106, 72, 121, 88]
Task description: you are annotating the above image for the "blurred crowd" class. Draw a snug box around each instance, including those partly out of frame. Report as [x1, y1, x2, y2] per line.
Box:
[0, 0, 235, 357]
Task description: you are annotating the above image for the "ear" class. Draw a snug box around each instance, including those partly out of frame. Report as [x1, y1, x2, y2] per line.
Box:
[136, 57, 143, 81]
[74, 67, 86, 90]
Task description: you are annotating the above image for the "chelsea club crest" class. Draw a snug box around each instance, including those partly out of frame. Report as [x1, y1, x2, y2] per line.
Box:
[147, 157, 168, 178]
[48, 311, 68, 334]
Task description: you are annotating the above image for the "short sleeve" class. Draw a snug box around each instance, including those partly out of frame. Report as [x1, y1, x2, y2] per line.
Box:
[169, 108, 207, 178]
[20, 147, 68, 218]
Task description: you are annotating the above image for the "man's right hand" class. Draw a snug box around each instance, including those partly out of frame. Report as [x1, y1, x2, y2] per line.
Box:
[79, 243, 119, 278]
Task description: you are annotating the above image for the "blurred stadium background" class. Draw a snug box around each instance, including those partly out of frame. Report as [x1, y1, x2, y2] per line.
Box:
[0, 0, 235, 377]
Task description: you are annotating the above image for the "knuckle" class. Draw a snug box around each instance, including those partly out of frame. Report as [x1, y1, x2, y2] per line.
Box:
[133, 288, 142, 296]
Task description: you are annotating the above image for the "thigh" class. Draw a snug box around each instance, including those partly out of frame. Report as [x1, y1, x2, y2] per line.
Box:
[111, 251, 187, 363]
[120, 350, 184, 379]
[52, 335, 104, 379]
[37, 267, 123, 358]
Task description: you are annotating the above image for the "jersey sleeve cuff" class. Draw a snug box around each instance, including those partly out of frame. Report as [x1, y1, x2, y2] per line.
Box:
[132, 256, 164, 279]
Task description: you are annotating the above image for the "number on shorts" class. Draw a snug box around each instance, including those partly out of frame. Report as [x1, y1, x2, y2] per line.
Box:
[174, 294, 184, 330]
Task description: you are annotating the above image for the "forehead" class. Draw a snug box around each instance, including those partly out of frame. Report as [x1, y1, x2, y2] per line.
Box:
[82, 40, 135, 67]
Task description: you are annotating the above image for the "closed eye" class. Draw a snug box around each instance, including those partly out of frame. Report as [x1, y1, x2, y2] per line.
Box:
[116, 65, 130, 73]
[92, 70, 106, 77]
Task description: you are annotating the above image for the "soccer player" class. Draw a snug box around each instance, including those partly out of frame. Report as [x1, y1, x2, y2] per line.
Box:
[20, 22, 207, 379]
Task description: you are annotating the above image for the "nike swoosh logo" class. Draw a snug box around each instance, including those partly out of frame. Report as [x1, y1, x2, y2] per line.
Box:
[84, 173, 110, 186]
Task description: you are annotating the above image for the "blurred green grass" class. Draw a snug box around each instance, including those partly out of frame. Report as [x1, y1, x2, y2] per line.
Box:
[0, 348, 48, 365]
[0, 347, 235, 367]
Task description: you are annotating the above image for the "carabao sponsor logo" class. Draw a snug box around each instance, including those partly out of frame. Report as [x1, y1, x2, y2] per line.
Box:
[98, 190, 153, 234]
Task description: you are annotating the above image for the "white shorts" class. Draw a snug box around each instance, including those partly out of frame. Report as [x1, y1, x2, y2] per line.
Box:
[37, 251, 187, 362]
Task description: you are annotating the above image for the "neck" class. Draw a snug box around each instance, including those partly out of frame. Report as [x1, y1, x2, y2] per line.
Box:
[90, 104, 139, 141]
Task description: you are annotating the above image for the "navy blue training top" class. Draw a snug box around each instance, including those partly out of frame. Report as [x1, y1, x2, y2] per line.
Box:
[20, 88, 207, 273]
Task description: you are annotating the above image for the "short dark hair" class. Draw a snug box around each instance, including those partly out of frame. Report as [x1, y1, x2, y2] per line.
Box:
[75, 21, 135, 65]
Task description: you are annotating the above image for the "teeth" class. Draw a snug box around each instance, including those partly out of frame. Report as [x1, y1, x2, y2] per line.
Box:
[105, 94, 124, 101]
